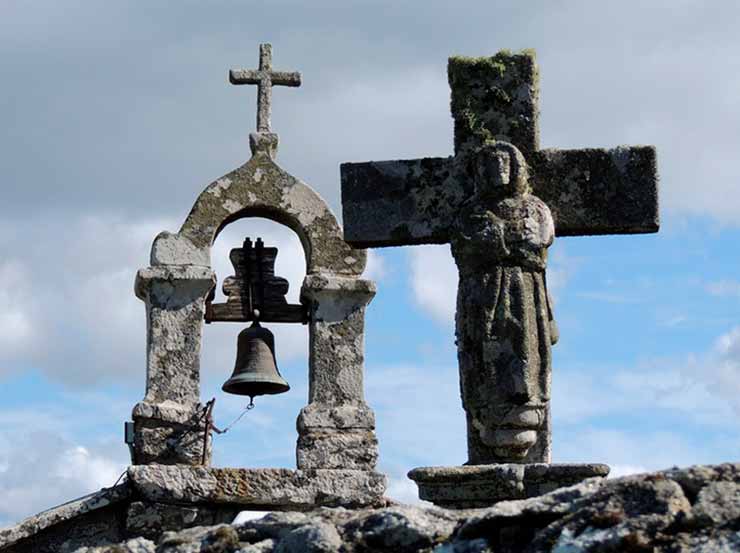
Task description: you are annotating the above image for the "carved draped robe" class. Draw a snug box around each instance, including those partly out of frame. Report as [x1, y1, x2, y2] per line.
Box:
[451, 191, 558, 463]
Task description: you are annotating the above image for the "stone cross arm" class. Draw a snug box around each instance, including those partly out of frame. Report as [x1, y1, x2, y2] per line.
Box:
[341, 145, 658, 248]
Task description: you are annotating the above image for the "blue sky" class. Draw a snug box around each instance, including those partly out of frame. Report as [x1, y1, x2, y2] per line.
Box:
[1, 0, 740, 527]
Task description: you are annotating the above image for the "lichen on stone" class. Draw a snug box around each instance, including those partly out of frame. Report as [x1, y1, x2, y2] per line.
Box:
[448, 49, 540, 157]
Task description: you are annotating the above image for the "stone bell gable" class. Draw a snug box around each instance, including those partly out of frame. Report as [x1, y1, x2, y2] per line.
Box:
[130, 44, 385, 510]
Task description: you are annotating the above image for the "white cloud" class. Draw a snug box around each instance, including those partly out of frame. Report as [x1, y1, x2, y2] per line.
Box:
[0, 213, 318, 387]
[0, 261, 34, 361]
[702, 326, 740, 413]
[546, 243, 577, 304]
[363, 250, 388, 282]
[53, 446, 122, 490]
[0, 215, 174, 385]
[385, 474, 433, 506]
[408, 245, 458, 326]
[0, 404, 129, 528]
[555, 427, 702, 474]
[367, 363, 467, 470]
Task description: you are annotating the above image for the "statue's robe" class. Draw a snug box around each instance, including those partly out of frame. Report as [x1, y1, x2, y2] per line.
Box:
[451, 192, 558, 464]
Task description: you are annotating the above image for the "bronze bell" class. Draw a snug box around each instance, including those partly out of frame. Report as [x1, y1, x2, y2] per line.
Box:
[222, 320, 290, 398]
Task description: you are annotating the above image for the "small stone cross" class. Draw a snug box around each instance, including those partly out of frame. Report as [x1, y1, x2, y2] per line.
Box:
[230, 43, 301, 133]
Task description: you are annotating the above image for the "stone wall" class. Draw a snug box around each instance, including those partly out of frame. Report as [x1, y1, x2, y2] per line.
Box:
[4, 462, 739, 552]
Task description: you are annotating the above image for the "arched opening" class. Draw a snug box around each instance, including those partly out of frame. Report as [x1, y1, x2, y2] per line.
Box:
[200, 216, 308, 469]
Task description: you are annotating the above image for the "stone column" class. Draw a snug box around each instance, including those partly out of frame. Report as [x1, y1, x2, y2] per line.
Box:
[296, 274, 379, 470]
[131, 265, 216, 465]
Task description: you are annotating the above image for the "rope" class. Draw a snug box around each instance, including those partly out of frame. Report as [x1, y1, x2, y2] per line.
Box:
[211, 398, 254, 435]
[201, 397, 255, 464]
[171, 402, 209, 445]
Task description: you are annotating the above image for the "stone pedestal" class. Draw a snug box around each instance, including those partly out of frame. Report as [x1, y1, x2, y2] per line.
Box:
[408, 463, 610, 508]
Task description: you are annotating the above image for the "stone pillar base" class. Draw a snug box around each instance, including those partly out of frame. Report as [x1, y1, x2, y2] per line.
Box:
[131, 401, 209, 466]
[296, 403, 378, 470]
[408, 463, 610, 508]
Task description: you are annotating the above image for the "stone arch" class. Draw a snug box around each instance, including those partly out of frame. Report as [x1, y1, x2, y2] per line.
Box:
[172, 148, 365, 277]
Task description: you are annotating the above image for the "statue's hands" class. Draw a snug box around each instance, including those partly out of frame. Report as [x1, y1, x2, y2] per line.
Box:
[475, 213, 509, 256]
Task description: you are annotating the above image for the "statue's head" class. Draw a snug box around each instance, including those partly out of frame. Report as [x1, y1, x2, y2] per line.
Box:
[467, 350, 550, 462]
[473, 141, 530, 199]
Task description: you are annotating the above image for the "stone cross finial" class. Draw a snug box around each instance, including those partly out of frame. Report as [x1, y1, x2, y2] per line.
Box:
[229, 43, 302, 133]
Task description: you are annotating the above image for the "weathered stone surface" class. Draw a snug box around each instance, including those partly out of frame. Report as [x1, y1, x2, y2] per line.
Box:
[297, 429, 378, 470]
[342, 146, 658, 247]
[127, 465, 387, 508]
[693, 481, 740, 527]
[230, 43, 301, 134]
[72, 537, 155, 553]
[132, 400, 201, 425]
[409, 463, 609, 508]
[159, 525, 242, 553]
[451, 142, 556, 464]
[300, 275, 375, 406]
[297, 403, 375, 431]
[448, 51, 540, 158]
[57, 463, 740, 553]
[178, 135, 365, 277]
[533, 145, 659, 236]
[130, 399, 210, 466]
[273, 521, 341, 553]
[150, 231, 210, 267]
[341, 156, 464, 247]
[125, 501, 240, 540]
[134, 265, 216, 409]
[343, 505, 459, 550]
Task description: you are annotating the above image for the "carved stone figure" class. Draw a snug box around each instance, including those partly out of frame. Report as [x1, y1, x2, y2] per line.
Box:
[342, 49, 658, 506]
[451, 141, 557, 464]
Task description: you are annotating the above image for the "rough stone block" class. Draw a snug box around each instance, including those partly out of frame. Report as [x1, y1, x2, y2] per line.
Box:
[296, 429, 378, 470]
[693, 481, 740, 527]
[127, 465, 387, 509]
[131, 401, 209, 466]
[150, 231, 210, 267]
[297, 402, 375, 431]
[125, 501, 238, 540]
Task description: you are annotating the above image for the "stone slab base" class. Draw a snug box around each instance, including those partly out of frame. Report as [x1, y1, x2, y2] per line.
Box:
[128, 465, 387, 510]
[408, 463, 609, 508]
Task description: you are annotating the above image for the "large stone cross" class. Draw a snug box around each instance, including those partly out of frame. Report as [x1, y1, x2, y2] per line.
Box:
[342, 52, 658, 247]
[341, 51, 659, 471]
[230, 43, 301, 132]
